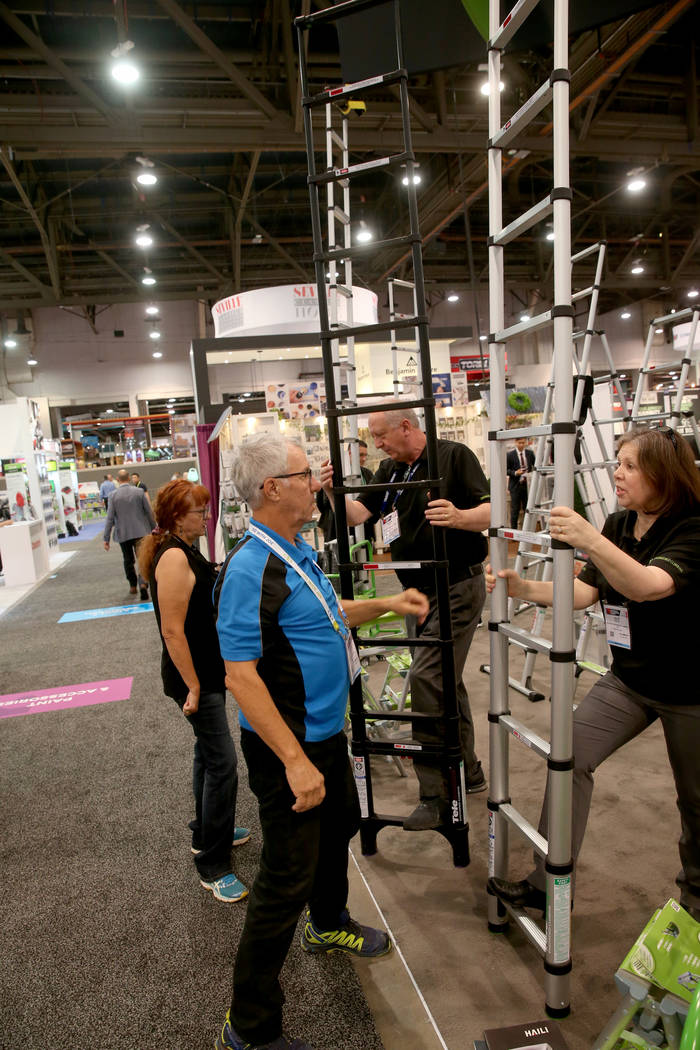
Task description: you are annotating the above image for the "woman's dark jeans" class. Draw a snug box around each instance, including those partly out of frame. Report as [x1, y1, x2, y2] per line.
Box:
[183, 691, 238, 881]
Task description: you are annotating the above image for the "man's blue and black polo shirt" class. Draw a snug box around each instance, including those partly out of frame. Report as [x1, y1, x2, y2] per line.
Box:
[214, 519, 350, 742]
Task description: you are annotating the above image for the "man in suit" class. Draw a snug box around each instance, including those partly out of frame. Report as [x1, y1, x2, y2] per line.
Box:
[506, 437, 535, 529]
[104, 469, 156, 599]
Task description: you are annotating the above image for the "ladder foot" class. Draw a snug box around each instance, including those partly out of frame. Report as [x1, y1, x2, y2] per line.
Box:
[488, 920, 509, 933]
[545, 1003, 571, 1019]
[437, 823, 470, 868]
[359, 823, 378, 856]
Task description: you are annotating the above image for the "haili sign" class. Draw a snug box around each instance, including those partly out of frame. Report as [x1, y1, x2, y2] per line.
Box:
[211, 284, 378, 339]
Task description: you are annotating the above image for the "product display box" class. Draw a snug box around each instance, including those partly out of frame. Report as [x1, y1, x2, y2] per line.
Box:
[482, 1018, 570, 1050]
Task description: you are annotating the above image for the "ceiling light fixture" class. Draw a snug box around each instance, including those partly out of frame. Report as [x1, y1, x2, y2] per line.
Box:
[4, 338, 17, 348]
[149, 330, 161, 340]
[630, 264, 644, 275]
[447, 293, 459, 303]
[27, 357, 38, 366]
[655, 328, 664, 334]
[135, 233, 153, 248]
[626, 177, 646, 193]
[145, 305, 159, 315]
[110, 41, 139, 85]
[620, 311, 632, 319]
[688, 289, 699, 299]
[479, 334, 487, 341]
[105, 408, 114, 414]
[520, 314, 529, 322]
[141, 273, 156, 286]
[152, 351, 163, 359]
[136, 172, 157, 187]
[480, 80, 505, 95]
[545, 231, 555, 241]
[355, 221, 373, 244]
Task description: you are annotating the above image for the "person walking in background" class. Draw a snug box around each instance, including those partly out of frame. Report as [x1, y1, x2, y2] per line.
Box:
[99, 473, 116, 511]
[131, 471, 151, 506]
[506, 437, 535, 529]
[139, 479, 249, 904]
[489, 426, 700, 921]
[103, 469, 155, 599]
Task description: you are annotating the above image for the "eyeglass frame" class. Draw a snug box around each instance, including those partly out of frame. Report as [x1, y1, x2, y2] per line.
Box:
[259, 468, 314, 489]
[189, 506, 210, 517]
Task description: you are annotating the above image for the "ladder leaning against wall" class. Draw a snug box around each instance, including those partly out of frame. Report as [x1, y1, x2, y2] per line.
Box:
[295, 0, 471, 867]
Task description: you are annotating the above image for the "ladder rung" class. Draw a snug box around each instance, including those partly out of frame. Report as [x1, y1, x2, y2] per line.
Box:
[389, 278, 415, 289]
[489, 0, 540, 50]
[390, 344, 418, 352]
[328, 396, 432, 419]
[495, 526, 551, 547]
[492, 423, 553, 440]
[571, 242, 603, 263]
[572, 285, 594, 302]
[500, 714, 550, 760]
[303, 69, 406, 107]
[330, 283, 353, 298]
[490, 79, 552, 150]
[311, 151, 412, 184]
[594, 417, 632, 425]
[295, 0, 384, 29]
[320, 315, 426, 342]
[492, 195, 552, 247]
[652, 307, 695, 326]
[499, 623, 551, 655]
[493, 308, 553, 343]
[327, 128, 345, 152]
[319, 233, 417, 263]
[329, 204, 350, 224]
[499, 802, 549, 859]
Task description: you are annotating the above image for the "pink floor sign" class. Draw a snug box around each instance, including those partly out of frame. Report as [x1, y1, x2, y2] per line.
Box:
[0, 678, 133, 719]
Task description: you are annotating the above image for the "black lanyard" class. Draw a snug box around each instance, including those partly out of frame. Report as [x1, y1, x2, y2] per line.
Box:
[380, 460, 422, 517]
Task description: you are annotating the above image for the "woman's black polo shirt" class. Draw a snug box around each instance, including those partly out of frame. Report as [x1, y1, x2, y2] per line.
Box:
[356, 439, 489, 593]
[578, 510, 700, 704]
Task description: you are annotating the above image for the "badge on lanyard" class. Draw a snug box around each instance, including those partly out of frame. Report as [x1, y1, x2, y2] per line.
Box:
[603, 603, 631, 649]
[382, 508, 400, 543]
[343, 629, 361, 682]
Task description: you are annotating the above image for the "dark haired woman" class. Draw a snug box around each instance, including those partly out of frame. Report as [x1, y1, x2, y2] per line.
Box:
[487, 426, 700, 920]
[139, 479, 249, 903]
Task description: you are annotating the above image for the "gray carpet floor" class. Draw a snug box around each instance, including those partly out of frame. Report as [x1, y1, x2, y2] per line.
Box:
[0, 538, 384, 1050]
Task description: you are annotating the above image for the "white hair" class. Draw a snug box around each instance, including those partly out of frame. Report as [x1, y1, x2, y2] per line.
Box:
[232, 433, 300, 510]
[372, 407, 421, 429]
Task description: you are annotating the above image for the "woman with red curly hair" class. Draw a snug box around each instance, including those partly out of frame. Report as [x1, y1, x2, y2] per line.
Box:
[139, 479, 249, 904]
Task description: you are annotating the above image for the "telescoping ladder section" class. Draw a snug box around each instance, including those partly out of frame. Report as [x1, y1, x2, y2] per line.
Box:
[295, 0, 471, 867]
[486, 0, 575, 1018]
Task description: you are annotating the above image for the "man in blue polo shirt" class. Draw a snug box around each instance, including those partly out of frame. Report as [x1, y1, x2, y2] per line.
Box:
[213, 432, 428, 1050]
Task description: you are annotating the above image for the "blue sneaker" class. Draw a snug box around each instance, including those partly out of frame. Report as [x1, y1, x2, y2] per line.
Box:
[214, 1010, 313, 1050]
[191, 826, 251, 854]
[233, 826, 251, 846]
[301, 909, 391, 958]
[200, 873, 248, 903]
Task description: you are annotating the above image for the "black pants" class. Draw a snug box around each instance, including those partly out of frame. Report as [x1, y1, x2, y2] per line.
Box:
[184, 691, 238, 881]
[119, 538, 143, 588]
[231, 729, 360, 1045]
[509, 480, 528, 529]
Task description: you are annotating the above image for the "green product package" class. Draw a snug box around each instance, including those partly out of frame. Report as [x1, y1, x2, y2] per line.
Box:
[619, 898, 700, 1004]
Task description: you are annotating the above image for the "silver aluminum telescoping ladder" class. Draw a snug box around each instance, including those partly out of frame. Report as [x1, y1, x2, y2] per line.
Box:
[480, 242, 611, 703]
[295, 0, 471, 867]
[486, 0, 575, 1018]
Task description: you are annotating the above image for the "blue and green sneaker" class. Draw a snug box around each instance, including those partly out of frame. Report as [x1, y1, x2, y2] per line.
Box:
[214, 1010, 313, 1050]
[301, 909, 392, 958]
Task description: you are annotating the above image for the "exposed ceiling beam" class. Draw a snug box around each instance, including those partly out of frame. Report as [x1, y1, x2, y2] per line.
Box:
[3, 121, 699, 163]
[0, 145, 61, 297]
[154, 213, 228, 284]
[247, 214, 310, 282]
[152, 0, 287, 124]
[671, 226, 700, 281]
[65, 218, 141, 291]
[235, 150, 261, 290]
[0, 1, 121, 127]
[0, 245, 52, 295]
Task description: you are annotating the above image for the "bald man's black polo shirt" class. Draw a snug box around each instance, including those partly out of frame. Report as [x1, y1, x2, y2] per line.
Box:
[356, 439, 489, 593]
[578, 509, 700, 703]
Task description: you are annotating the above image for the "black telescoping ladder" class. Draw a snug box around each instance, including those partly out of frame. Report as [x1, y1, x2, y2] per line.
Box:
[295, 0, 470, 867]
